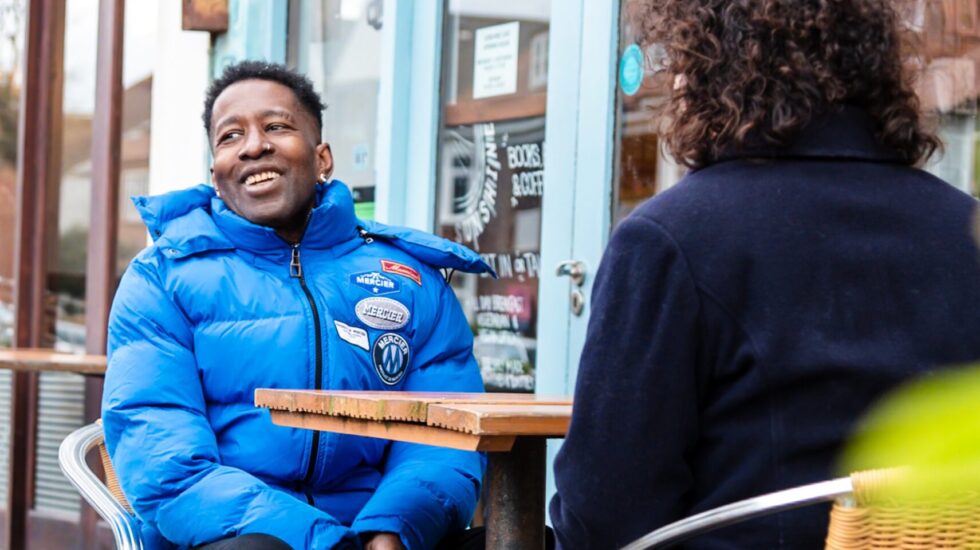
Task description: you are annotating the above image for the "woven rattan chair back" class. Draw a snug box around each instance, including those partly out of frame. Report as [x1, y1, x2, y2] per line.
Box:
[96, 431, 134, 514]
[826, 470, 980, 549]
[623, 468, 980, 549]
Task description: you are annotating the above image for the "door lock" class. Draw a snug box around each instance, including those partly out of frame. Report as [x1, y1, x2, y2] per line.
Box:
[569, 289, 586, 316]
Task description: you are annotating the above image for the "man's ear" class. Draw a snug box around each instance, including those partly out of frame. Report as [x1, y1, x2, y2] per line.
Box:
[317, 143, 334, 181]
[210, 167, 221, 196]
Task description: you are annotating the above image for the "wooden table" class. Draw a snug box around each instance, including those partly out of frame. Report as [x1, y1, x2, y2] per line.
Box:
[255, 390, 572, 549]
[0, 348, 106, 375]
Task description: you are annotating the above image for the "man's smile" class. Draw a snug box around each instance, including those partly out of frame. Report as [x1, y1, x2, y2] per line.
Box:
[243, 170, 282, 186]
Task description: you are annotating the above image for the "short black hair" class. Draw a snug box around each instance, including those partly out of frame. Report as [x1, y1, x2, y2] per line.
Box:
[202, 60, 325, 139]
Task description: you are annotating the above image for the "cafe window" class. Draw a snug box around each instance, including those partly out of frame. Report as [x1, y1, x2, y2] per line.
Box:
[287, 0, 383, 219]
[434, 0, 551, 391]
[32, 0, 101, 516]
[909, 0, 980, 197]
[118, 0, 158, 274]
[30, 0, 159, 518]
[614, 0, 980, 232]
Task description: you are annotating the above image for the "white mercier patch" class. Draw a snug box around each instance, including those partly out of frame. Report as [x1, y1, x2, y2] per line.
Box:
[355, 297, 411, 331]
[334, 320, 369, 351]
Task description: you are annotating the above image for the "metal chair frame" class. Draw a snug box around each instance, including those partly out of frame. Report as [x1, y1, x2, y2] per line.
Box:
[622, 477, 854, 550]
[59, 421, 144, 550]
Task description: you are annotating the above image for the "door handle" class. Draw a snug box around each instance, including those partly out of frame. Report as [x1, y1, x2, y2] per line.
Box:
[555, 260, 586, 287]
[556, 260, 587, 316]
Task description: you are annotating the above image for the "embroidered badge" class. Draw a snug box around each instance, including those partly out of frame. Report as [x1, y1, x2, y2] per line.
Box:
[355, 297, 411, 331]
[334, 320, 369, 351]
[373, 333, 410, 385]
[381, 260, 422, 286]
[350, 271, 400, 296]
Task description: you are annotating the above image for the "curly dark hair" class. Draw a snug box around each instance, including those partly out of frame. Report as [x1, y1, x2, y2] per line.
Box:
[202, 60, 325, 139]
[635, 0, 940, 168]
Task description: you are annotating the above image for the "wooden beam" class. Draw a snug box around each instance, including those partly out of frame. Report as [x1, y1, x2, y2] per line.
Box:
[9, 0, 66, 547]
[86, 0, 124, 358]
[0, 349, 106, 376]
[83, 0, 125, 546]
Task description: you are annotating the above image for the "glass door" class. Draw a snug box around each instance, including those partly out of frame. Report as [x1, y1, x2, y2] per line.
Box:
[429, 0, 624, 400]
[434, 0, 551, 392]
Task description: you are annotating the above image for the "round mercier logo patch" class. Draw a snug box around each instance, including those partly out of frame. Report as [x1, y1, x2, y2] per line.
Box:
[373, 333, 410, 385]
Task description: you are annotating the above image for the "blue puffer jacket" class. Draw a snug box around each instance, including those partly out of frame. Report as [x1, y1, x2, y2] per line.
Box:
[102, 181, 492, 549]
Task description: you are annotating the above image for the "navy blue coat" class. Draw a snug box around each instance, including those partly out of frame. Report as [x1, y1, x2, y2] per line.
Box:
[550, 107, 980, 549]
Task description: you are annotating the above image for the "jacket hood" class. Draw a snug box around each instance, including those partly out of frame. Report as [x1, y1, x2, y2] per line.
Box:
[360, 220, 496, 276]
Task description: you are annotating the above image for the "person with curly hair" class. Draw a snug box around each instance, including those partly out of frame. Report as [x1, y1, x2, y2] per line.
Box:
[550, 1, 980, 548]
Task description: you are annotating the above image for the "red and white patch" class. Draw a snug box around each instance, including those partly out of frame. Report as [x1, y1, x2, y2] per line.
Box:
[381, 260, 422, 286]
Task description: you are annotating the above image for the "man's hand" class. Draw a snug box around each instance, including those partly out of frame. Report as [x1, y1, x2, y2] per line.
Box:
[363, 532, 405, 550]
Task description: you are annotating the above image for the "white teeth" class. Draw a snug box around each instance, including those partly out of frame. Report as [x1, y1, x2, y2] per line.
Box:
[244, 171, 280, 186]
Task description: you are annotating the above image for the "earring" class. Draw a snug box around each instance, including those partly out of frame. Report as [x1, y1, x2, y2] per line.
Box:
[319, 172, 328, 182]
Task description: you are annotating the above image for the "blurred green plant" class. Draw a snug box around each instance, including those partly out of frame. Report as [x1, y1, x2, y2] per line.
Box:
[839, 363, 980, 500]
[0, 82, 17, 165]
[0, 0, 24, 166]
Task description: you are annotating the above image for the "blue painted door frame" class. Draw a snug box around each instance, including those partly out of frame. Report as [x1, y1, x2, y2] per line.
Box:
[535, 0, 620, 511]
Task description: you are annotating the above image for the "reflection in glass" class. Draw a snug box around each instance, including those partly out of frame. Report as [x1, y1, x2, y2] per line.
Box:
[910, 0, 980, 197]
[287, 0, 383, 219]
[612, 0, 684, 226]
[117, 0, 159, 276]
[435, 0, 550, 391]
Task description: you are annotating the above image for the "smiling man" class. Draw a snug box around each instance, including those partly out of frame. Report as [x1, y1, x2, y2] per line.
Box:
[101, 61, 493, 550]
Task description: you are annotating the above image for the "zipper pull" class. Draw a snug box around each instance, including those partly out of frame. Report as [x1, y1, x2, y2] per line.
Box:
[290, 245, 303, 279]
[358, 227, 374, 244]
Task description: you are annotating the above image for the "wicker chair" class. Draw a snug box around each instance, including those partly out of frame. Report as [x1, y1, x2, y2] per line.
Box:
[59, 420, 143, 550]
[622, 469, 980, 549]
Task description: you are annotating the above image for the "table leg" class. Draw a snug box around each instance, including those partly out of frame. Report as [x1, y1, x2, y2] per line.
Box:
[485, 437, 546, 549]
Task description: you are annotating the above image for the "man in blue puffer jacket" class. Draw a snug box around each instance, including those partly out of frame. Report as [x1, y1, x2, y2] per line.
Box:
[102, 61, 493, 550]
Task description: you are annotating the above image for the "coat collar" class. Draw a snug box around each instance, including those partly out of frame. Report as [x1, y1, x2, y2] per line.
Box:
[211, 181, 360, 253]
[714, 106, 903, 165]
[134, 180, 360, 258]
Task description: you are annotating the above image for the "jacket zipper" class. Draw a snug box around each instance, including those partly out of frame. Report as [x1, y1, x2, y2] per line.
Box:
[290, 244, 323, 489]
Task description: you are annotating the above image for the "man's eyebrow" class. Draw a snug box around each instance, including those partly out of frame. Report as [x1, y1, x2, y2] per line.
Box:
[212, 114, 242, 135]
[261, 109, 296, 122]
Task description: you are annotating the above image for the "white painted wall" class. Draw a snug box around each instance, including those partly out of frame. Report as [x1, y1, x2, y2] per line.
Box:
[148, 0, 211, 196]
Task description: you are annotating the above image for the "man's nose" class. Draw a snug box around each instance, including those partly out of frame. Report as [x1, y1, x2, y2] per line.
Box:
[238, 130, 269, 160]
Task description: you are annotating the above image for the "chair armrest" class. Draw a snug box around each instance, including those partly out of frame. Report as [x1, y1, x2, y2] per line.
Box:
[621, 477, 853, 550]
[59, 422, 144, 550]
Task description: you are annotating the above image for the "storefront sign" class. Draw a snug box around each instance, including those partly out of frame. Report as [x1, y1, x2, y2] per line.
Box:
[473, 22, 520, 99]
[439, 116, 545, 391]
[182, 0, 229, 33]
[620, 43, 644, 96]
